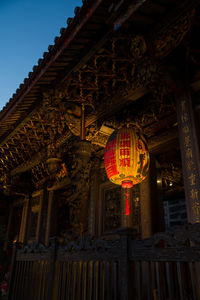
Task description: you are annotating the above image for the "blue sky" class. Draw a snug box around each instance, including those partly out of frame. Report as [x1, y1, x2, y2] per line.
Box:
[0, 0, 82, 110]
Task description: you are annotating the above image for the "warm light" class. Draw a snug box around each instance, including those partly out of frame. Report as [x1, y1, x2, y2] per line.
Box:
[104, 127, 149, 186]
[104, 127, 150, 215]
[122, 180, 133, 189]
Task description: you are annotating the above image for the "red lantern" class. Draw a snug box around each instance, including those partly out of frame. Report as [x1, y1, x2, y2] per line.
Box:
[104, 127, 149, 215]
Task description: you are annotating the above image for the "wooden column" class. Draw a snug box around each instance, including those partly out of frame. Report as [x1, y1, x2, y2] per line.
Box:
[118, 228, 135, 300]
[139, 173, 152, 239]
[3, 205, 14, 251]
[18, 203, 26, 243]
[19, 196, 32, 244]
[176, 91, 200, 223]
[152, 159, 164, 233]
[45, 190, 54, 245]
[36, 190, 44, 243]
[88, 158, 100, 236]
[140, 156, 164, 238]
[74, 140, 92, 234]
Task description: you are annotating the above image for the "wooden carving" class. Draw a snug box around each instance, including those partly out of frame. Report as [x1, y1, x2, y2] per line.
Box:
[153, 10, 195, 59]
[131, 35, 147, 62]
[64, 140, 93, 236]
[0, 10, 194, 190]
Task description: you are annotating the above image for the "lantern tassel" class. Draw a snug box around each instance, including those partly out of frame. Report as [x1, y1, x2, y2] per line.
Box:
[125, 189, 130, 215]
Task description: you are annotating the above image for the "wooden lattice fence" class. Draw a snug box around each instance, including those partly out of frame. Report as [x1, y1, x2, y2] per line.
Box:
[7, 225, 200, 300]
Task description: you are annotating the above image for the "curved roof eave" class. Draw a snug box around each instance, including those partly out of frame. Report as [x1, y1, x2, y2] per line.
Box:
[0, 0, 103, 123]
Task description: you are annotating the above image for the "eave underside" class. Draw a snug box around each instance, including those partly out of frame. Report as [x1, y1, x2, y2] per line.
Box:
[0, 0, 199, 192]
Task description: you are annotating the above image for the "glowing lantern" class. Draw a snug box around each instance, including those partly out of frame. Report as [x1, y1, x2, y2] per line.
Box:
[104, 127, 149, 215]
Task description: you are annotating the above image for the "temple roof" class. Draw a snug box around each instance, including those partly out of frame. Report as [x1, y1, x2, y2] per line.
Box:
[0, 0, 199, 191]
[0, 0, 190, 142]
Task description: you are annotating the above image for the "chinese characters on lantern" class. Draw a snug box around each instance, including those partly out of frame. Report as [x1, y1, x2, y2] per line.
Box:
[119, 133, 131, 167]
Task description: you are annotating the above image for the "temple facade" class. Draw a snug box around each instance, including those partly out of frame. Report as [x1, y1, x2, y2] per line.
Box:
[0, 0, 200, 299]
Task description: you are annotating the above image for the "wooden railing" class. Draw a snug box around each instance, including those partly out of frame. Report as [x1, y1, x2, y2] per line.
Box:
[7, 224, 200, 300]
[129, 224, 200, 300]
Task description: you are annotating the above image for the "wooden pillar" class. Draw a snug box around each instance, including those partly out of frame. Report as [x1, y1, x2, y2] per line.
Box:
[139, 173, 152, 239]
[36, 190, 44, 243]
[176, 91, 200, 223]
[152, 159, 164, 233]
[3, 206, 14, 251]
[45, 190, 54, 245]
[19, 196, 32, 244]
[140, 156, 164, 238]
[18, 202, 26, 243]
[88, 158, 100, 236]
[118, 228, 135, 300]
[74, 140, 92, 234]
